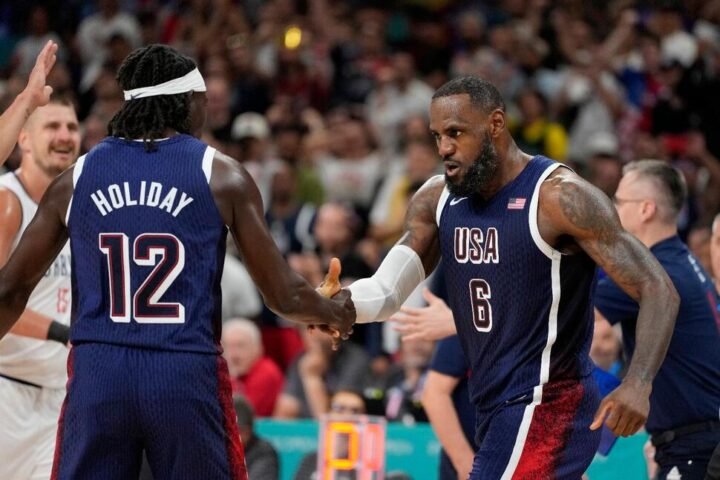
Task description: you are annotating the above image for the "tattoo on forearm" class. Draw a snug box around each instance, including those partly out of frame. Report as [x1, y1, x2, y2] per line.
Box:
[558, 180, 649, 296]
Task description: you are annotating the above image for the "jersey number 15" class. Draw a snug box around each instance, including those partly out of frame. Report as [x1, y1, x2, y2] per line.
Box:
[99, 233, 185, 324]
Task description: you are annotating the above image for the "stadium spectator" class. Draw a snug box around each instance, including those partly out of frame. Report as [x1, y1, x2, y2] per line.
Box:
[222, 319, 284, 417]
[234, 395, 280, 480]
[274, 328, 369, 420]
[382, 338, 433, 425]
[510, 88, 568, 162]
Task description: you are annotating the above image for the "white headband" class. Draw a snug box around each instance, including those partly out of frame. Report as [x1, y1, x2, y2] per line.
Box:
[123, 68, 206, 100]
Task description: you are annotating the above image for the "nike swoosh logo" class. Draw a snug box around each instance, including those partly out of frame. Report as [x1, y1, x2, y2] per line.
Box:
[449, 197, 467, 206]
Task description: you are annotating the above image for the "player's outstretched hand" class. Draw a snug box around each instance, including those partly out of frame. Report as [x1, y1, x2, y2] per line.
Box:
[590, 379, 651, 437]
[24, 40, 58, 111]
[316, 257, 342, 297]
[312, 257, 355, 350]
[390, 288, 456, 342]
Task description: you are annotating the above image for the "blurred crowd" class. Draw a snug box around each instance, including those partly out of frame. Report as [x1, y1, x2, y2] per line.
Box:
[1, 0, 720, 436]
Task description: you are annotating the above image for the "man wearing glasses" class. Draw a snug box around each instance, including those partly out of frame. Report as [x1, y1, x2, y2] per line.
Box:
[596, 160, 720, 480]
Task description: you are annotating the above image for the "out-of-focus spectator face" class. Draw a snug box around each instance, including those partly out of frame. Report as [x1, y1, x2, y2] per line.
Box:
[639, 35, 662, 73]
[329, 390, 366, 416]
[47, 62, 73, 94]
[19, 102, 80, 177]
[405, 142, 438, 183]
[402, 115, 429, 145]
[590, 317, 620, 372]
[206, 76, 231, 116]
[392, 53, 416, 85]
[489, 24, 515, 58]
[205, 76, 231, 132]
[341, 120, 372, 158]
[314, 203, 354, 253]
[275, 127, 304, 162]
[107, 34, 133, 67]
[204, 54, 230, 80]
[633, 132, 666, 161]
[518, 90, 546, 123]
[81, 113, 108, 153]
[711, 216, 720, 283]
[222, 320, 262, 378]
[29, 6, 49, 35]
[400, 338, 434, 370]
[227, 39, 253, 73]
[457, 11, 484, 48]
[589, 155, 622, 198]
[687, 226, 713, 274]
[271, 161, 297, 203]
[358, 22, 385, 56]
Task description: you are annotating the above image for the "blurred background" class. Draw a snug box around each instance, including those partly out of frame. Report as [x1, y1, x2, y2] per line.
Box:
[1, 0, 719, 478]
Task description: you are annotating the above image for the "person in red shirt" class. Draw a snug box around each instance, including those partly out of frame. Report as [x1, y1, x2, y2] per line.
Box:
[222, 318, 284, 417]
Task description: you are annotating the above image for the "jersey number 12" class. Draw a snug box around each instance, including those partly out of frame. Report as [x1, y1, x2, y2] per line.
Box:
[99, 233, 185, 324]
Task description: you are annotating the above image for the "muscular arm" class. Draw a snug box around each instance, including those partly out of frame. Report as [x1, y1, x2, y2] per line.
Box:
[345, 176, 445, 323]
[0, 41, 57, 167]
[0, 169, 72, 339]
[540, 170, 679, 435]
[210, 153, 353, 332]
[397, 176, 444, 273]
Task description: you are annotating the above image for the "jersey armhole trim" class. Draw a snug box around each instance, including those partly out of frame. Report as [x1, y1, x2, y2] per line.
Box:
[529, 162, 564, 260]
[435, 180, 450, 227]
[64, 154, 87, 226]
[202, 146, 216, 184]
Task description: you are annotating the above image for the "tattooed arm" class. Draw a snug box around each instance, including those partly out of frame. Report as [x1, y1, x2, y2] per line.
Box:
[538, 169, 679, 437]
[327, 176, 445, 325]
[396, 176, 444, 272]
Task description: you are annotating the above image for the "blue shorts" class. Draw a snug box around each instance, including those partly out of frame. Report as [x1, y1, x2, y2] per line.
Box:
[470, 376, 601, 479]
[52, 343, 247, 480]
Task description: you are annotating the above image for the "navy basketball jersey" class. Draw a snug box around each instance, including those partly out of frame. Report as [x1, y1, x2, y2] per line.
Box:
[437, 156, 597, 411]
[66, 135, 227, 353]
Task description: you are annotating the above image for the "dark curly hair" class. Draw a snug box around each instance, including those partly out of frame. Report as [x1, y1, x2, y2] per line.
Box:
[108, 44, 197, 150]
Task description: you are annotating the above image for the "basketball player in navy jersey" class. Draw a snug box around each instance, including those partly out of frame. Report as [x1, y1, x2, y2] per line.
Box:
[321, 77, 680, 479]
[0, 44, 354, 480]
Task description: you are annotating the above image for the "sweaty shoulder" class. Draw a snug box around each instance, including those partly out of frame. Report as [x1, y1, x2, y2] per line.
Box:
[0, 188, 23, 261]
[537, 166, 620, 252]
[209, 150, 262, 227]
[413, 174, 447, 219]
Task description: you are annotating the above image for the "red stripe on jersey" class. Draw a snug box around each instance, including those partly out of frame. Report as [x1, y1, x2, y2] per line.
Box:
[512, 380, 584, 479]
[216, 356, 248, 480]
[51, 348, 75, 480]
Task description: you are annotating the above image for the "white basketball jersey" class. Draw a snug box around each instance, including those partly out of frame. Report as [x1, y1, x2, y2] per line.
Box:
[0, 172, 70, 388]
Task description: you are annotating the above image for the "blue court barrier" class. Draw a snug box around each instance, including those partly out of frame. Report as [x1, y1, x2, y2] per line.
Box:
[255, 419, 649, 480]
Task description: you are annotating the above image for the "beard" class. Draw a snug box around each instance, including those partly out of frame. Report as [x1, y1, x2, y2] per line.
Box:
[445, 133, 499, 197]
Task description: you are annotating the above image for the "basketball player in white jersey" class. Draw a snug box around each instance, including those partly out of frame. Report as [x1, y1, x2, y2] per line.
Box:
[0, 40, 58, 170]
[0, 93, 79, 479]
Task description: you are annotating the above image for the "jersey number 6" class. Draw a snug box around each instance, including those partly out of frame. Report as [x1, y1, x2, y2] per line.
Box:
[99, 233, 185, 324]
[469, 279, 492, 332]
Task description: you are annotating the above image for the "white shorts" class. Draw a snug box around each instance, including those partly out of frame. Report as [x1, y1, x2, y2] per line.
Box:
[0, 376, 65, 480]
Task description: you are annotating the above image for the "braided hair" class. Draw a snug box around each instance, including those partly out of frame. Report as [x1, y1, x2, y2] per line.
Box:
[108, 44, 197, 150]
